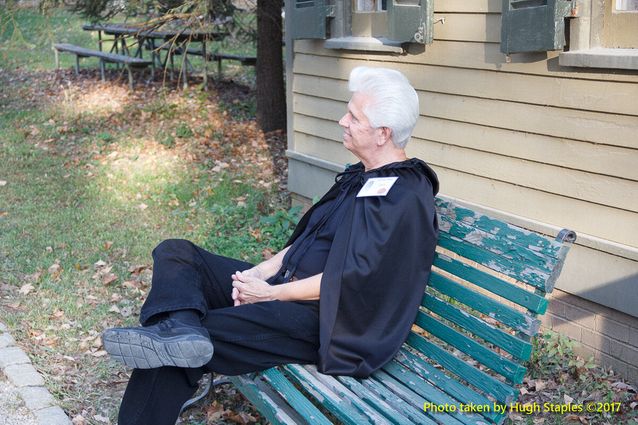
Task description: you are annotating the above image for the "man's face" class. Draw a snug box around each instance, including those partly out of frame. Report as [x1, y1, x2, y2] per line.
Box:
[338, 92, 380, 157]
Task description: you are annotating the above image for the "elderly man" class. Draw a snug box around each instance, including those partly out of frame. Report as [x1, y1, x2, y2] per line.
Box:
[103, 66, 439, 425]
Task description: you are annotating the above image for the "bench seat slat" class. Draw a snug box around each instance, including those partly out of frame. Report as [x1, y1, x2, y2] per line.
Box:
[415, 312, 527, 384]
[433, 253, 549, 314]
[339, 375, 433, 425]
[422, 294, 533, 361]
[406, 333, 518, 404]
[301, 365, 409, 425]
[435, 198, 562, 258]
[429, 273, 540, 336]
[53, 43, 152, 66]
[260, 368, 333, 425]
[228, 375, 303, 425]
[395, 349, 505, 424]
[283, 365, 376, 425]
[383, 361, 489, 425]
[373, 370, 465, 425]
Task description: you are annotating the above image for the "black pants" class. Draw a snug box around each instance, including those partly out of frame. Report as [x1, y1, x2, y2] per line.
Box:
[118, 239, 320, 425]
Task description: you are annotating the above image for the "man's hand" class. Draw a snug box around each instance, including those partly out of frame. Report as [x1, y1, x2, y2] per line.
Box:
[231, 270, 280, 306]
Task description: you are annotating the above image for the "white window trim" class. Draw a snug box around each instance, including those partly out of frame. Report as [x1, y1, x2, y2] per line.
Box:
[559, 0, 638, 70]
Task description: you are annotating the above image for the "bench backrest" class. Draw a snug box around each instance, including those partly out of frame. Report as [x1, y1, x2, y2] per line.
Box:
[396, 196, 576, 422]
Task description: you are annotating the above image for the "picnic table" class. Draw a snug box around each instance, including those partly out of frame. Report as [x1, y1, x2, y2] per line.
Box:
[82, 22, 227, 87]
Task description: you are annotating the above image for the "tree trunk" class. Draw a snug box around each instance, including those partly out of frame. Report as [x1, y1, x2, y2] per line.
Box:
[256, 0, 286, 133]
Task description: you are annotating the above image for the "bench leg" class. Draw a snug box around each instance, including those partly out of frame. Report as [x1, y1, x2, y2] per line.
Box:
[75, 55, 80, 75]
[100, 59, 105, 82]
[217, 58, 222, 79]
[202, 40, 208, 90]
[54, 49, 59, 70]
[127, 65, 134, 90]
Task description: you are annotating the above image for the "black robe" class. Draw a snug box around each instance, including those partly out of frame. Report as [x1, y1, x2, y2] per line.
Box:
[285, 158, 439, 378]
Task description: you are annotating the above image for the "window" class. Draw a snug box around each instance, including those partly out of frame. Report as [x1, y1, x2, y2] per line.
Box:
[615, 0, 638, 11]
[287, 0, 433, 52]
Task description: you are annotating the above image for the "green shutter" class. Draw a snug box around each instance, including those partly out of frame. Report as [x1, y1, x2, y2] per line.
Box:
[289, 0, 329, 40]
[501, 0, 572, 54]
[387, 0, 433, 44]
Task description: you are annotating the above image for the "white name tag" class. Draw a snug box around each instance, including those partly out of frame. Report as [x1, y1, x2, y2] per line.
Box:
[356, 177, 399, 197]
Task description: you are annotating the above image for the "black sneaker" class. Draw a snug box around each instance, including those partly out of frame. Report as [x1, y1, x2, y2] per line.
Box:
[102, 319, 214, 369]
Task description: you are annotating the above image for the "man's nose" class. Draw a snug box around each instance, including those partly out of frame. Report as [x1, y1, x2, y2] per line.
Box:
[338, 113, 349, 127]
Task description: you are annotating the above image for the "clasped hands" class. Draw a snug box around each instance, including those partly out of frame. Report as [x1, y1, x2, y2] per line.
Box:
[231, 268, 279, 306]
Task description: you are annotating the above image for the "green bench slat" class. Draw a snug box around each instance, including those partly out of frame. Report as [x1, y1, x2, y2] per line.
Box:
[415, 312, 527, 384]
[53, 43, 152, 66]
[283, 365, 376, 425]
[429, 272, 540, 336]
[422, 293, 533, 361]
[406, 332, 518, 404]
[437, 231, 550, 290]
[300, 365, 406, 424]
[395, 349, 505, 424]
[373, 370, 465, 425]
[358, 376, 439, 425]
[433, 253, 549, 314]
[260, 368, 333, 425]
[435, 198, 562, 259]
[383, 361, 488, 425]
[339, 375, 433, 425]
[229, 375, 302, 425]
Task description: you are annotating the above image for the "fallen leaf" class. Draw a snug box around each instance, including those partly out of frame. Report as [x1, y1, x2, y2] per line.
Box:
[138, 203, 148, 210]
[564, 394, 574, 404]
[108, 305, 121, 314]
[48, 263, 62, 279]
[19, 284, 35, 295]
[520, 387, 529, 395]
[0, 180, 7, 186]
[71, 415, 87, 425]
[94, 260, 107, 269]
[611, 381, 636, 392]
[101, 273, 118, 286]
[104, 241, 113, 250]
[206, 400, 224, 421]
[50, 309, 65, 320]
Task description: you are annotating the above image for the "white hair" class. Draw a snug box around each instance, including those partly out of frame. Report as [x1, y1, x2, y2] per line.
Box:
[348, 66, 420, 149]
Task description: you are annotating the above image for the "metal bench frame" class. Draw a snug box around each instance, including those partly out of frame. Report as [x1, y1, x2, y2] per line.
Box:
[222, 196, 577, 425]
[53, 43, 153, 89]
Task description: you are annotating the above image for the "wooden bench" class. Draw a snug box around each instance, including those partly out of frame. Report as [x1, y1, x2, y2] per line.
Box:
[223, 196, 577, 424]
[53, 43, 153, 89]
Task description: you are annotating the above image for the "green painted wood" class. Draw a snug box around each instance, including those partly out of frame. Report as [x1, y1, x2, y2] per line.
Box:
[300, 365, 412, 425]
[422, 293, 533, 361]
[383, 360, 488, 425]
[429, 272, 540, 336]
[500, 0, 572, 54]
[406, 332, 518, 404]
[298, 365, 394, 424]
[388, 0, 434, 44]
[340, 375, 437, 425]
[53, 43, 152, 66]
[416, 312, 527, 384]
[229, 375, 299, 425]
[435, 199, 562, 259]
[395, 349, 505, 424]
[290, 0, 328, 40]
[437, 229, 550, 290]
[260, 368, 333, 425]
[433, 253, 549, 314]
[373, 370, 465, 425]
[283, 365, 375, 425]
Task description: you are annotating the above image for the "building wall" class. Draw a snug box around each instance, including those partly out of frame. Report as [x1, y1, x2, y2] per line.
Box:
[285, 0, 638, 382]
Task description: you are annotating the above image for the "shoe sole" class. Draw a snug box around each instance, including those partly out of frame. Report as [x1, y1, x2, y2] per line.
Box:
[102, 328, 214, 369]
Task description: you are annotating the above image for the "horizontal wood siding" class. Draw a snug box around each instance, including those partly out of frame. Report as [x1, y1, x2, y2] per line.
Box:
[289, 0, 638, 255]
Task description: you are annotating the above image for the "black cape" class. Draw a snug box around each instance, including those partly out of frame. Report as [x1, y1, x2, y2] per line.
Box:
[285, 158, 439, 378]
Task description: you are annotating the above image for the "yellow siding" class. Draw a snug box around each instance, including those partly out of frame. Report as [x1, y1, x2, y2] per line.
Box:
[288, 0, 638, 257]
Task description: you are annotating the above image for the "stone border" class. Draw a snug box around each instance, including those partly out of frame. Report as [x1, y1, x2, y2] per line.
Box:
[0, 322, 71, 425]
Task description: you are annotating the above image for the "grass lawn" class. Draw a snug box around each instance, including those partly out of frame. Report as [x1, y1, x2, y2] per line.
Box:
[2, 5, 638, 425]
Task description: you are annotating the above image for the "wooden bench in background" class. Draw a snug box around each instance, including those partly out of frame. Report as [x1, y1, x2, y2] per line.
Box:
[222, 196, 577, 424]
[159, 45, 256, 78]
[53, 43, 153, 89]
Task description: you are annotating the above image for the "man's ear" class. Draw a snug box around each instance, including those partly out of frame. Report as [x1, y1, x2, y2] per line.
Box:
[377, 127, 392, 146]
